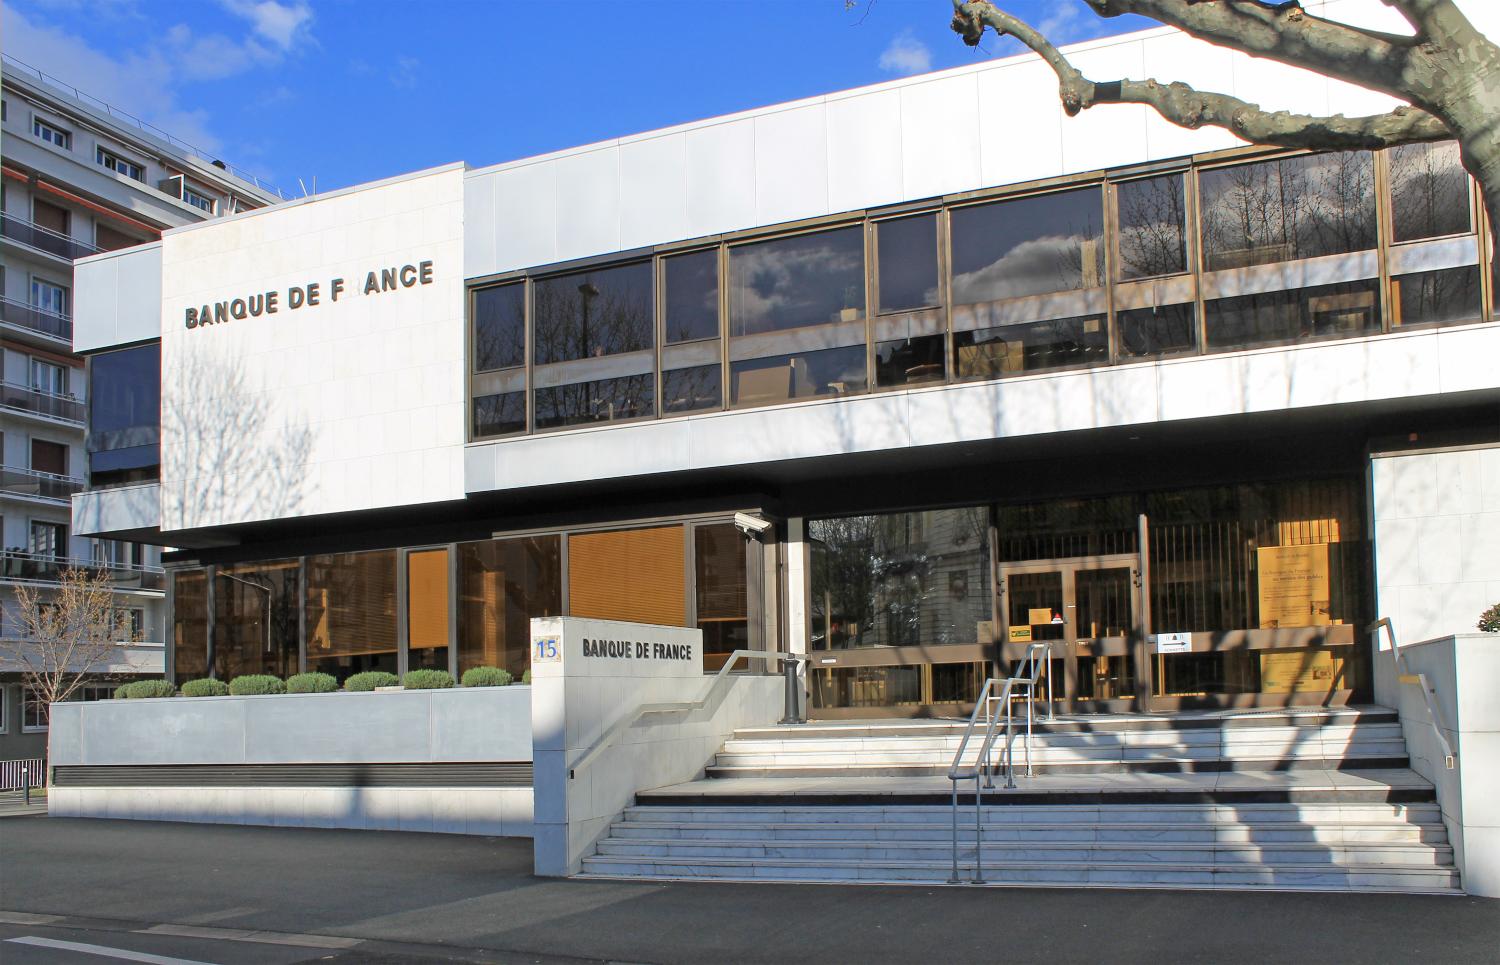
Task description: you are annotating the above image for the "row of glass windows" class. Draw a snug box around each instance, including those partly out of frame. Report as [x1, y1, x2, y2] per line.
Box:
[470, 142, 1489, 441]
[807, 477, 1369, 709]
[171, 520, 752, 684]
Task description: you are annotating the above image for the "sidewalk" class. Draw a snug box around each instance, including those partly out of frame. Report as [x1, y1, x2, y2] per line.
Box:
[0, 790, 46, 818]
[1, 816, 1496, 964]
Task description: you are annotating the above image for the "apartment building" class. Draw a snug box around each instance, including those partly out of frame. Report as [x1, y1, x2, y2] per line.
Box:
[0, 55, 282, 763]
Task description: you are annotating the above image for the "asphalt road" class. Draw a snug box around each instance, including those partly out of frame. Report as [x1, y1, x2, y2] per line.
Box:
[2, 816, 1497, 964]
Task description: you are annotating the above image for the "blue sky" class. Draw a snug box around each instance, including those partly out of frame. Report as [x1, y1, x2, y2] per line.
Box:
[2, 0, 1151, 197]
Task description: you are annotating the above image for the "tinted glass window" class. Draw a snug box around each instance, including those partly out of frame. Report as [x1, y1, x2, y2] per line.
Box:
[88, 343, 160, 474]
[533, 262, 652, 364]
[730, 345, 867, 407]
[214, 559, 299, 680]
[534, 374, 654, 429]
[1116, 174, 1187, 279]
[1205, 279, 1379, 349]
[728, 226, 865, 336]
[172, 569, 208, 681]
[950, 187, 1104, 305]
[306, 550, 398, 681]
[473, 283, 525, 371]
[1392, 266, 1480, 328]
[663, 364, 722, 414]
[458, 536, 562, 680]
[473, 391, 525, 437]
[1200, 152, 1376, 270]
[664, 249, 719, 343]
[877, 214, 939, 313]
[1390, 141, 1471, 242]
[954, 314, 1108, 377]
[696, 522, 748, 670]
[1117, 303, 1196, 359]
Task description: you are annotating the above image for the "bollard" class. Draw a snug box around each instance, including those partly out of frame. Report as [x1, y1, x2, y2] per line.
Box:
[779, 656, 804, 725]
[22, 766, 30, 806]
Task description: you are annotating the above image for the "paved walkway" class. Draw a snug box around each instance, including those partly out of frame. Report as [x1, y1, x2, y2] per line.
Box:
[0, 791, 46, 818]
[1, 816, 1495, 964]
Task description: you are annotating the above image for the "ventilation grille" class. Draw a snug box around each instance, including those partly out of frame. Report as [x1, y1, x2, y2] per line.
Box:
[52, 762, 531, 788]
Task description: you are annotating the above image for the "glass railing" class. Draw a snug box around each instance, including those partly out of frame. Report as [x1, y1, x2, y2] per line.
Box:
[0, 212, 100, 261]
[0, 551, 165, 590]
[0, 297, 73, 342]
[0, 382, 86, 423]
[0, 467, 85, 503]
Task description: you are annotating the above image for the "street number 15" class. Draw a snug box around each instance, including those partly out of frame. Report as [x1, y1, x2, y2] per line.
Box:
[534, 637, 560, 662]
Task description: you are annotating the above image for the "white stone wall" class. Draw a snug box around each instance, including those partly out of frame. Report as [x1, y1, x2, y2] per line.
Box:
[1371, 444, 1500, 705]
[157, 165, 467, 531]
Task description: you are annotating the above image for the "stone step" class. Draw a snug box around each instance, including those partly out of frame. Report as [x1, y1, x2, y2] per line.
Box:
[721, 725, 1407, 753]
[577, 854, 1460, 892]
[592, 837, 1453, 866]
[622, 802, 1444, 824]
[609, 821, 1450, 845]
[712, 740, 1409, 766]
[703, 755, 1411, 779]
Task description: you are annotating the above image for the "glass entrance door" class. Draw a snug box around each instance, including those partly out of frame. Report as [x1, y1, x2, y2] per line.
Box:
[998, 555, 1145, 712]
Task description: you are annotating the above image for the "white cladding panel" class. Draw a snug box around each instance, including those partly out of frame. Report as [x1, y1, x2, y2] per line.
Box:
[461, 0, 1492, 279]
[158, 166, 466, 531]
[74, 243, 164, 353]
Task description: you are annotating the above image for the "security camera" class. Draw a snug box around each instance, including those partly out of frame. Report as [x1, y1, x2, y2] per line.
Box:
[734, 512, 772, 538]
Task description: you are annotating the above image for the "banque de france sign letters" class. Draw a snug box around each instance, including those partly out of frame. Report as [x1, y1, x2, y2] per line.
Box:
[183, 259, 434, 329]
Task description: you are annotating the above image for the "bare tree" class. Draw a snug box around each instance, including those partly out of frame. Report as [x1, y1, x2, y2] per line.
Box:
[1, 567, 137, 710]
[948, 1, 1500, 252]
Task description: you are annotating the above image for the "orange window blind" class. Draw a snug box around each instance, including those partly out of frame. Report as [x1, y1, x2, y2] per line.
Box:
[568, 525, 687, 627]
[407, 549, 451, 652]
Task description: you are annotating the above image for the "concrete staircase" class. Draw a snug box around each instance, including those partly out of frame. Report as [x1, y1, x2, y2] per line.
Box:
[578, 708, 1463, 893]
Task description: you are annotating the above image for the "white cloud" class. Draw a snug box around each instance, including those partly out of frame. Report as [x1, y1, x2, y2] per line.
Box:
[878, 29, 932, 77]
[219, 0, 314, 53]
[389, 55, 419, 90]
[1035, 2, 1109, 47]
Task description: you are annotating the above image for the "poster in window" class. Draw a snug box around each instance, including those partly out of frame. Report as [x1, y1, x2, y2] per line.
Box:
[1256, 543, 1331, 629]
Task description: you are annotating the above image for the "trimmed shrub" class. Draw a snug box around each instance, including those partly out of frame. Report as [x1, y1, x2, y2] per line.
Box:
[522, 668, 531, 685]
[228, 674, 285, 696]
[114, 683, 132, 699]
[403, 668, 455, 690]
[1480, 602, 1500, 633]
[460, 666, 512, 688]
[180, 678, 230, 697]
[119, 679, 177, 699]
[344, 671, 400, 692]
[286, 672, 339, 694]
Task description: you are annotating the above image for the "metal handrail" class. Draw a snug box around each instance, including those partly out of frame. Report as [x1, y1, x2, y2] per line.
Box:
[567, 648, 807, 779]
[0, 212, 101, 260]
[1369, 617, 1456, 769]
[947, 642, 1052, 883]
[0, 296, 73, 341]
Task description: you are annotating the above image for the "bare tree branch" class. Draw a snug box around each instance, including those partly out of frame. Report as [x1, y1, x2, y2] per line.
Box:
[950, 2, 1449, 150]
[0, 567, 136, 709]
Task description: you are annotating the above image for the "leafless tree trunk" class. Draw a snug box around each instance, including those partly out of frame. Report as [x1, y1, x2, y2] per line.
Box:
[950, 1, 1500, 255]
[1, 567, 137, 709]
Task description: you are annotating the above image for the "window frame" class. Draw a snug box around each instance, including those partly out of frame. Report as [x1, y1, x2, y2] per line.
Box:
[32, 116, 71, 150]
[181, 184, 216, 214]
[96, 145, 145, 182]
[22, 686, 49, 733]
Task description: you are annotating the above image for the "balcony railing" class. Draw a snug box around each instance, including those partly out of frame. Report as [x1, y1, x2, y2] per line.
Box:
[0, 467, 85, 503]
[0, 212, 100, 261]
[0, 382, 85, 424]
[0, 551, 165, 591]
[0, 296, 73, 342]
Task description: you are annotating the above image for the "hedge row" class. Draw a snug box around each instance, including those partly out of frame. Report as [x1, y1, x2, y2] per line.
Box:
[117, 666, 528, 698]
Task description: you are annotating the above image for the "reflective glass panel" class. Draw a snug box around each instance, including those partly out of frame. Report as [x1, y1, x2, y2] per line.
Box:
[1200, 152, 1376, 270]
[877, 214, 939, 314]
[1205, 279, 1379, 349]
[406, 549, 451, 673]
[663, 364, 722, 414]
[1392, 266, 1481, 328]
[1117, 303, 1196, 359]
[457, 536, 562, 680]
[695, 523, 748, 671]
[730, 345, 866, 407]
[473, 391, 525, 437]
[950, 187, 1105, 304]
[953, 314, 1107, 378]
[809, 508, 992, 651]
[172, 569, 208, 681]
[728, 226, 865, 336]
[1390, 141, 1471, 242]
[533, 262, 653, 364]
[214, 559, 299, 680]
[473, 283, 526, 371]
[1116, 174, 1188, 279]
[88, 344, 160, 475]
[306, 550, 398, 681]
[875, 334, 945, 388]
[534, 374, 654, 429]
[664, 249, 719, 344]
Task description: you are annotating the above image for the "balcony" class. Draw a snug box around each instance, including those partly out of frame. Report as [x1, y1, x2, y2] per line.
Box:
[0, 296, 73, 343]
[0, 211, 100, 262]
[0, 466, 85, 504]
[0, 382, 85, 425]
[0, 551, 165, 592]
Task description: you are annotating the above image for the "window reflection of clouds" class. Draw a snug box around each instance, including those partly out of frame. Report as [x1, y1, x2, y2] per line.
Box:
[664, 249, 719, 344]
[729, 226, 865, 336]
[950, 187, 1104, 305]
[1117, 174, 1187, 280]
[1200, 152, 1376, 269]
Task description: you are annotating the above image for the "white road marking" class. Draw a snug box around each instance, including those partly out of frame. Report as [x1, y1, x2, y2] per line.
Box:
[0, 913, 63, 925]
[4, 935, 220, 965]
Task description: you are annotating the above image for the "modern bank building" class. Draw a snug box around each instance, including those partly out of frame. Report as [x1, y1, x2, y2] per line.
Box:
[45, 0, 1500, 897]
